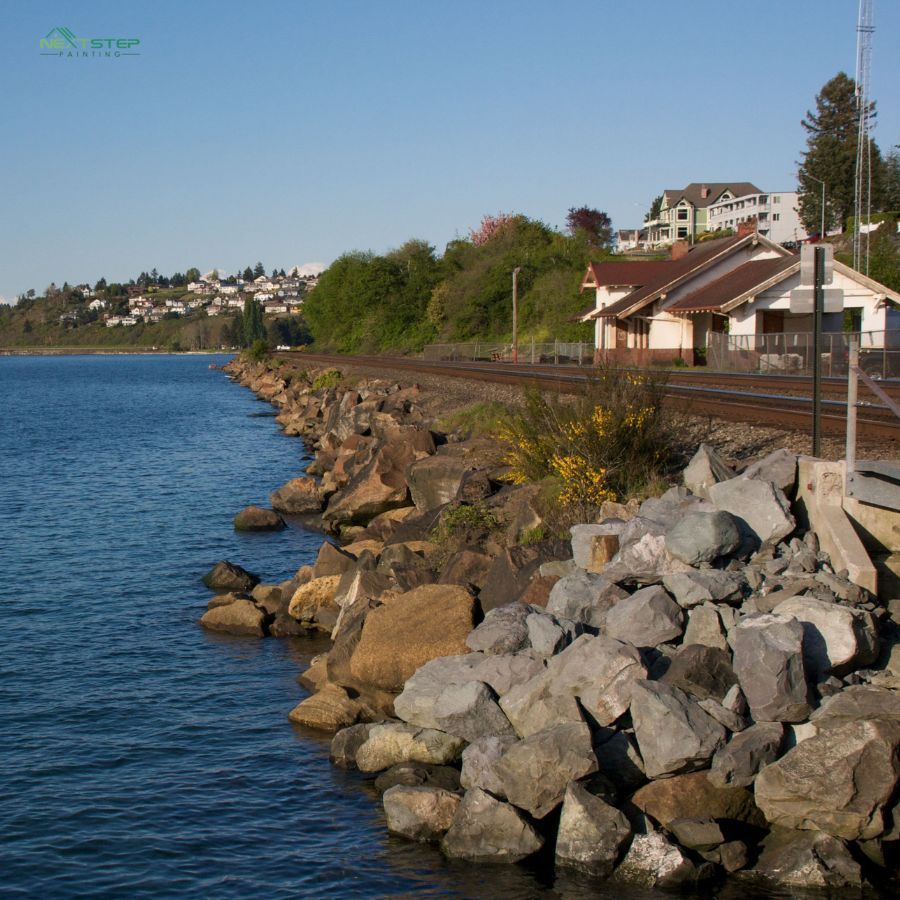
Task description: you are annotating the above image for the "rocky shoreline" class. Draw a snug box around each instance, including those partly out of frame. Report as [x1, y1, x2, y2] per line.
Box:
[201, 354, 900, 894]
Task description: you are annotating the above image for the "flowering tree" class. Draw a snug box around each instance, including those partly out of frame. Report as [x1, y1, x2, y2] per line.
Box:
[469, 212, 518, 247]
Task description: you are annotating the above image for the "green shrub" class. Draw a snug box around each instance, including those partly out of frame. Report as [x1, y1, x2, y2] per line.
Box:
[430, 501, 499, 545]
[312, 368, 341, 390]
[498, 363, 673, 514]
[247, 338, 269, 362]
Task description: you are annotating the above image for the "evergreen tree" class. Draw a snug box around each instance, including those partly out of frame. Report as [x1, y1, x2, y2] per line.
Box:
[242, 266, 253, 281]
[797, 72, 882, 234]
[241, 298, 265, 346]
[253, 261, 265, 278]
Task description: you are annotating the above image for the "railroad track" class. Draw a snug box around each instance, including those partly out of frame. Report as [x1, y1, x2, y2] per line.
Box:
[275, 352, 900, 442]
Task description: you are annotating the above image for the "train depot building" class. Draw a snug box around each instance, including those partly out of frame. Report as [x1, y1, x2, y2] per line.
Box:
[579, 232, 900, 368]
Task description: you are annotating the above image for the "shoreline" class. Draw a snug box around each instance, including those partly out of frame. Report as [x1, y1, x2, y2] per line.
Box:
[205, 352, 900, 895]
[0, 348, 226, 356]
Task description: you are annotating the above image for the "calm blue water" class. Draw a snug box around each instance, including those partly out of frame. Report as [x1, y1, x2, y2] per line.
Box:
[0, 355, 787, 899]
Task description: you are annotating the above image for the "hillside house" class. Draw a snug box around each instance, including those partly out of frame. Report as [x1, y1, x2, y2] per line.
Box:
[645, 182, 761, 247]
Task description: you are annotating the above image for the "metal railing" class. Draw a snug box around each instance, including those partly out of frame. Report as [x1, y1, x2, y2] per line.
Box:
[707, 329, 900, 378]
[423, 340, 592, 365]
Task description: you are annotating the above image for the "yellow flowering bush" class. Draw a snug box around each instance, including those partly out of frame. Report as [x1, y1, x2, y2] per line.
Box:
[498, 363, 671, 512]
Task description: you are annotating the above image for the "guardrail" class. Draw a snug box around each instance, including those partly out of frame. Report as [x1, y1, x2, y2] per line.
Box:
[423, 340, 592, 365]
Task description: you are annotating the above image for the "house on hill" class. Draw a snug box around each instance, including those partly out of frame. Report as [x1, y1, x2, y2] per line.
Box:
[579, 230, 900, 365]
[645, 182, 761, 247]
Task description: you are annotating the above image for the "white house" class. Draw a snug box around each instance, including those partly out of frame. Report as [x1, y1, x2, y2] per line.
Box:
[579, 232, 900, 364]
[707, 190, 807, 244]
[88, 298, 108, 311]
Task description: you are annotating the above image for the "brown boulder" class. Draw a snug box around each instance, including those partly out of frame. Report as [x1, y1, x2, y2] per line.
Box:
[288, 684, 361, 732]
[325, 431, 433, 527]
[199, 598, 268, 637]
[631, 771, 765, 829]
[288, 575, 341, 627]
[202, 560, 259, 592]
[233, 505, 286, 531]
[270, 477, 323, 515]
[349, 584, 477, 692]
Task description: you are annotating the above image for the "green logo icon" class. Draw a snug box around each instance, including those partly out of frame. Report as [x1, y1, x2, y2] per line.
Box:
[40, 26, 141, 58]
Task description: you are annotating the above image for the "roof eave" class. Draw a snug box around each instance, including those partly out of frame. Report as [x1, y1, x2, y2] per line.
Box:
[719, 260, 802, 313]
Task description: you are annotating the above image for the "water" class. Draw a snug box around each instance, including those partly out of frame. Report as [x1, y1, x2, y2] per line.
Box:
[0, 355, 788, 899]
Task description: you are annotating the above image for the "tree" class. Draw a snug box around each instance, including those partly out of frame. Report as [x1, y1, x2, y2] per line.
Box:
[646, 195, 663, 222]
[565, 206, 613, 250]
[271, 267, 279, 278]
[253, 261, 265, 278]
[185, 267, 200, 283]
[242, 266, 253, 281]
[241, 298, 265, 346]
[797, 72, 882, 235]
[94, 277, 107, 292]
[469, 213, 519, 247]
[882, 146, 900, 213]
[23, 319, 32, 333]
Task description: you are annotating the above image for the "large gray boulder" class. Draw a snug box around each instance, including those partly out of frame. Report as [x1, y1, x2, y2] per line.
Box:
[544, 633, 647, 727]
[393, 654, 486, 729]
[555, 781, 632, 876]
[708, 477, 795, 546]
[740, 448, 798, 495]
[663, 570, 743, 608]
[373, 762, 461, 795]
[730, 613, 810, 722]
[431, 680, 516, 743]
[709, 721, 784, 788]
[683, 443, 735, 499]
[755, 717, 900, 840]
[495, 723, 598, 818]
[471, 652, 545, 697]
[810, 684, 900, 730]
[406, 455, 470, 511]
[460, 734, 517, 796]
[604, 585, 684, 647]
[525, 611, 579, 658]
[499, 669, 584, 738]
[665, 511, 741, 566]
[602, 517, 693, 585]
[465, 603, 531, 655]
[441, 788, 544, 863]
[329, 723, 376, 769]
[570, 522, 624, 573]
[683, 603, 729, 650]
[630, 680, 727, 778]
[751, 828, 863, 889]
[382, 785, 461, 843]
[661, 644, 737, 702]
[774, 595, 879, 678]
[611, 832, 703, 889]
[545, 570, 627, 628]
[355, 723, 466, 773]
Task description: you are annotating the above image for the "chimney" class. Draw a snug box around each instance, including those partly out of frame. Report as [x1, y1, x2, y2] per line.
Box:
[700, 184, 710, 200]
[737, 220, 757, 237]
[670, 240, 690, 260]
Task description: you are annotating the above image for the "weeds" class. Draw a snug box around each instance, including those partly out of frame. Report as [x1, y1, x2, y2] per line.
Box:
[436, 401, 509, 439]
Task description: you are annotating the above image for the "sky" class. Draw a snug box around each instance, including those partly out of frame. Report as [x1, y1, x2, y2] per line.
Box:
[0, 0, 898, 302]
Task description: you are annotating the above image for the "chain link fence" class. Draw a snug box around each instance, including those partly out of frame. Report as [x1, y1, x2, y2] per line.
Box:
[708, 330, 900, 378]
[423, 340, 592, 365]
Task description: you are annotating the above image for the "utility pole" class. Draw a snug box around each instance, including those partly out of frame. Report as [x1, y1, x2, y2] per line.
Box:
[512, 267, 521, 364]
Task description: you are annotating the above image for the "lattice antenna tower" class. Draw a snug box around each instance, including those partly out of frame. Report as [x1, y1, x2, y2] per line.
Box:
[853, 0, 875, 274]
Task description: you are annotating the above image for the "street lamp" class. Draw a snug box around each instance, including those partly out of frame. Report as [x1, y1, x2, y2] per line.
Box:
[807, 175, 826, 240]
[512, 267, 521, 364]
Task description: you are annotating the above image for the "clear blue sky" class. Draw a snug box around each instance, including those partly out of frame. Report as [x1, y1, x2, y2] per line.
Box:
[1, 0, 898, 301]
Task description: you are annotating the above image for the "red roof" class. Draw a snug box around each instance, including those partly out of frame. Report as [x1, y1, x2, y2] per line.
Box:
[582, 259, 675, 289]
[587, 235, 750, 318]
[666, 256, 798, 313]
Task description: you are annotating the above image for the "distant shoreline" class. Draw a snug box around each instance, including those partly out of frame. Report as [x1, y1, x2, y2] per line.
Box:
[0, 348, 227, 357]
